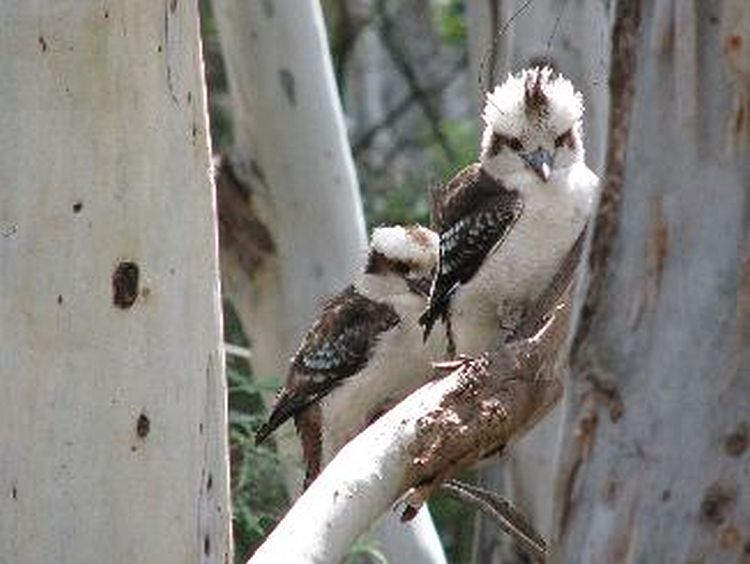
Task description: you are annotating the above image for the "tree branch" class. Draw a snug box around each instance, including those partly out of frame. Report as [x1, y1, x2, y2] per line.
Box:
[247, 236, 584, 563]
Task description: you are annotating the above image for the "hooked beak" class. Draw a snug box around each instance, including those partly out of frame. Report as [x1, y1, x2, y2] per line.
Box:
[522, 148, 553, 182]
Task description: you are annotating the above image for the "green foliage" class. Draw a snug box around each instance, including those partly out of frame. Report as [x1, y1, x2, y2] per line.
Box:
[223, 302, 289, 562]
[345, 538, 390, 564]
[427, 472, 478, 564]
[433, 0, 468, 45]
[362, 118, 478, 230]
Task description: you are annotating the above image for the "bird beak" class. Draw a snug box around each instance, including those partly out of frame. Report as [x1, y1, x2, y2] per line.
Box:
[522, 148, 553, 182]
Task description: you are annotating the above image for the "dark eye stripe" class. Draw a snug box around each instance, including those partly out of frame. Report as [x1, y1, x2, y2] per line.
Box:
[489, 133, 523, 156]
[555, 128, 574, 149]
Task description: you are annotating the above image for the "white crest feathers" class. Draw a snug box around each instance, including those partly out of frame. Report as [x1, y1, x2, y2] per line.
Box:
[481, 67, 584, 148]
[370, 225, 439, 270]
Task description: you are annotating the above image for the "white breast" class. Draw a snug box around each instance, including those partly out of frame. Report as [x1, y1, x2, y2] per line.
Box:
[451, 163, 597, 355]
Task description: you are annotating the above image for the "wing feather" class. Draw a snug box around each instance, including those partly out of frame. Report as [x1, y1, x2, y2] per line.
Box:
[255, 286, 400, 444]
[420, 164, 523, 338]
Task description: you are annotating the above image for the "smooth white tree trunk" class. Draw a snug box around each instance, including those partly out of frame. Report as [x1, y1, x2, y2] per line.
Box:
[211, 0, 445, 561]
[552, 1, 750, 561]
[0, 2, 231, 563]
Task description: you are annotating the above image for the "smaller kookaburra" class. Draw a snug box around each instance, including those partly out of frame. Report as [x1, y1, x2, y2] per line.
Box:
[420, 67, 598, 356]
[255, 225, 446, 486]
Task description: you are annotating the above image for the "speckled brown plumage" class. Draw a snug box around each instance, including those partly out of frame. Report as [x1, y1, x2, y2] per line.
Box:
[255, 285, 400, 447]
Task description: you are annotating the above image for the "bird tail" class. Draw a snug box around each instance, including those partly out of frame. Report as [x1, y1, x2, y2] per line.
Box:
[254, 420, 276, 446]
[418, 306, 441, 341]
[418, 283, 457, 341]
[254, 390, 299, 446]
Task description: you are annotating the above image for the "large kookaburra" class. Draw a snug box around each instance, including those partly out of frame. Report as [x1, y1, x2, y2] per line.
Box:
[255, 225, 446, 486]
[420, 67, 598, 355]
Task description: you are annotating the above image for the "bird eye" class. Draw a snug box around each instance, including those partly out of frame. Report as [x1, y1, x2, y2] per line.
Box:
[555, 129, 573, 149]
[489, 133, 504, 156]
[507, 137, 523, 151]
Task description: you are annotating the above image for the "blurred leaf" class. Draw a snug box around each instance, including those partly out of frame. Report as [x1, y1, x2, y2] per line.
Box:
[433, 0, 467, 44]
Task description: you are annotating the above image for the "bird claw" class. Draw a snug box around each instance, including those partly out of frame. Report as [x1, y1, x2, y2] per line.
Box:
[399, 482, 437, 522]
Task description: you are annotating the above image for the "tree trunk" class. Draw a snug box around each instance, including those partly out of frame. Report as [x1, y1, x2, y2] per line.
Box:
[0, 2, 231, 563]
[464, 2, 611, 556]
[553, 0, 750, 561]
[210, 0, 445, 561]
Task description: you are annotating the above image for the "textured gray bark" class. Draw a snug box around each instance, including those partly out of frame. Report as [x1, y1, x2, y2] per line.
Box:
[553, 0, 750, 562]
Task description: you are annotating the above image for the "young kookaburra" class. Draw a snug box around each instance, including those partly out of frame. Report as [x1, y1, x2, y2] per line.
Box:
[255, 225, 446, 486]
[420, 67, 598, 355]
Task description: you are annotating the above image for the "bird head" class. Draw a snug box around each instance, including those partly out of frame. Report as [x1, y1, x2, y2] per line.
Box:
[363, 225, 439, 297]
[479, 67, 585, 184]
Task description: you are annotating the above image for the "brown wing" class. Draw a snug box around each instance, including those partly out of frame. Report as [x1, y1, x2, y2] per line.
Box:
[420, 164, 523, 338]
[255, 285, 400, 445]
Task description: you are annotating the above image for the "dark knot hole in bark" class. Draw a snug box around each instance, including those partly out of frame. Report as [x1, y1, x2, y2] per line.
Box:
[136, 413, 151, 439]
[113, 261, 139, 309]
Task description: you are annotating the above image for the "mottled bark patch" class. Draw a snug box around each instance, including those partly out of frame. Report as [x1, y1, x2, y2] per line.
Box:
[279, 69, 296, 106]
[573, 0, 642, 352]
[647, 194, 669, 294]
[586, 373, 625, 422]
[136, 412, 151, 438]
[215, 154, 276, 274]
[718, 524, 742, 551]
[724, 421, 748, 457]
[700, 481, 737, 526]
[261, 0, 274, 18]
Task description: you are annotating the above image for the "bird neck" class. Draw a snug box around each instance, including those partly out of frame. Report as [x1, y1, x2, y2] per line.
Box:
[355, 273, 410, 301]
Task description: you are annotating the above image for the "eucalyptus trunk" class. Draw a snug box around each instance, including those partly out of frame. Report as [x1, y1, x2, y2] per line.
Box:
[0, 2, 231, 562]
[553, 1, 750, 561]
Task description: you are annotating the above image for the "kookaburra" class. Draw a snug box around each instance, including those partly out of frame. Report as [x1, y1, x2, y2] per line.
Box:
[420, 67, 598, 355]
[255, 225, 446, 486]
